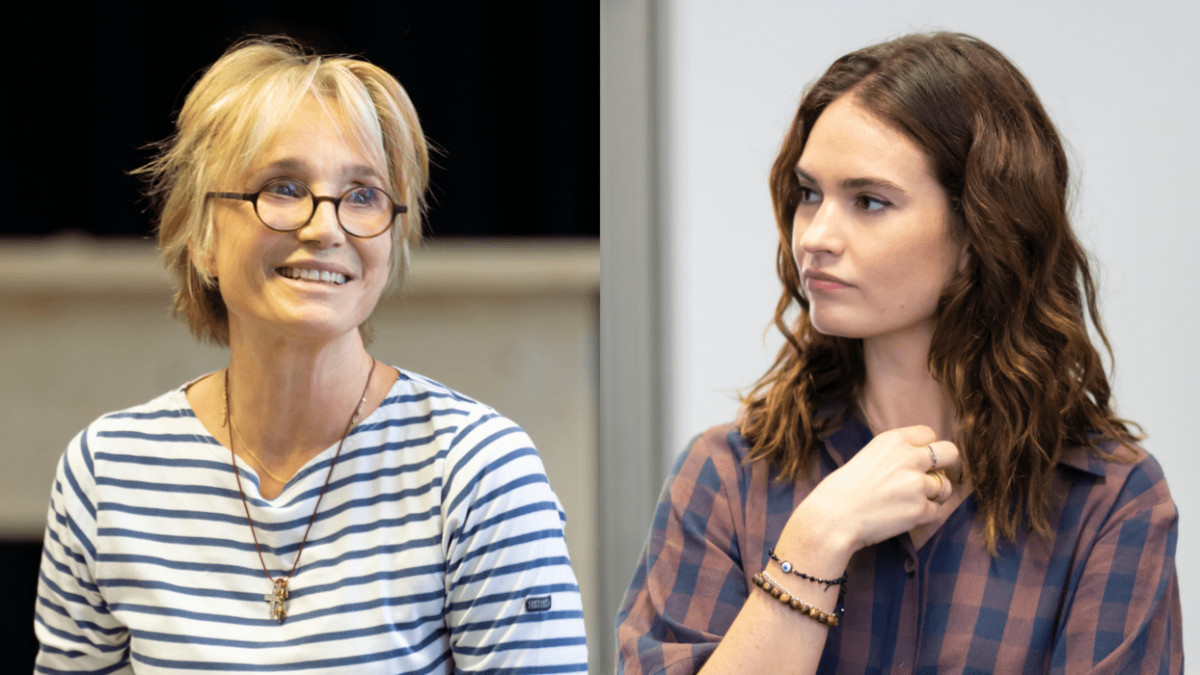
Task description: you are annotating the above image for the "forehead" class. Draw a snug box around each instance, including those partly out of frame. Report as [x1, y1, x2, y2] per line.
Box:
[798, 96, 936, 187]
[241, 96, 387, 182]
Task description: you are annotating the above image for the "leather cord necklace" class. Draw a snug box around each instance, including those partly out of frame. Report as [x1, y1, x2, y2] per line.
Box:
[223, 358, 376, 623]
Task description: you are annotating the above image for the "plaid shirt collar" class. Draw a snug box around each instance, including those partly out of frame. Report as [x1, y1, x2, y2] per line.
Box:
[818, 400, 1108, 478]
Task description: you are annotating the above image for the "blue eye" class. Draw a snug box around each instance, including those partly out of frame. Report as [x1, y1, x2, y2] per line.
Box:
[261, 179, 309, 201]
[343, 187, 384, 210]
[349, 188, 377, 205]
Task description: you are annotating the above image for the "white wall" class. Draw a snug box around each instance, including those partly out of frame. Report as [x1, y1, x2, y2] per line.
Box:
[659, 0, 1198, 651]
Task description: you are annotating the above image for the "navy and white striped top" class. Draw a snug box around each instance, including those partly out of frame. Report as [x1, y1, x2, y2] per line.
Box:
[35, 369, 588, 674]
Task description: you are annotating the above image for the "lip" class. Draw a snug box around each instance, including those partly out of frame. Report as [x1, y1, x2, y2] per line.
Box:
[803, 269, 852, 291]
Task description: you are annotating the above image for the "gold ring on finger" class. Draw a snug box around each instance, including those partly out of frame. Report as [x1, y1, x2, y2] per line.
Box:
[927, 471, 944, 501]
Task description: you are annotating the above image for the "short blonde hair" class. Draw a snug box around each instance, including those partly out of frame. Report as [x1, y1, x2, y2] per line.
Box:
[138, 37, 429, 346]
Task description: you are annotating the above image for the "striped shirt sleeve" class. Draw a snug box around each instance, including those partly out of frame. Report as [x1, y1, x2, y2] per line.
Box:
[1052, 453, 1183, 674]
[441, 410, 589, 673]
[35, 426, 133, 674]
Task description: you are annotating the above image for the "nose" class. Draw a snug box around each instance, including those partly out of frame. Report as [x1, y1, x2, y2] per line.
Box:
[794, 199, 843, 259]
[296, 199, 345, 249]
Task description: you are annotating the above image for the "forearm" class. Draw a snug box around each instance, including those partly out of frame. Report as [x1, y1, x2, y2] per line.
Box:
[699, 585, 834, 675]
[700, 512, 852, 675]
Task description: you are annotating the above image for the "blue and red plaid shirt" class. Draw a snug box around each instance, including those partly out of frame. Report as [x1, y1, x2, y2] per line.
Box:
[616, 409, 1182, 674]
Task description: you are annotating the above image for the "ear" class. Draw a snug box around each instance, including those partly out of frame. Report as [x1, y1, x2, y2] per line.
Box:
[188, 240, 218, 281]
[956, 241, 971, 274]
[948, 213, 970, 274]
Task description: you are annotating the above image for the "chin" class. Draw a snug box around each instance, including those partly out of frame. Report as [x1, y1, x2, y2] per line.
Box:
[808, 309, 870, 339]
[809, 307, 937, 343]
[291, 315, 370, 342]
[257, 309, 372, 345]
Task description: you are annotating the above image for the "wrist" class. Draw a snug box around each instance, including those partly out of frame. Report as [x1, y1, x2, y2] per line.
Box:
[777, 500, 858, 575]
[753, 568, 842, 627]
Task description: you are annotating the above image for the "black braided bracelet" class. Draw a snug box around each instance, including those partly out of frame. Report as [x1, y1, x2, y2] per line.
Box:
[768, 548, 849, 591]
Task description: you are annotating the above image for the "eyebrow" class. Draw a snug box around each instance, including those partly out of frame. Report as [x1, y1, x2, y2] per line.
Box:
[794, 167, 908, 196]
[256, 158, 383, 183]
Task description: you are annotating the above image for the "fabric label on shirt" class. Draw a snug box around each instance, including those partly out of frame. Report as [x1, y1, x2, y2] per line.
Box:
[525, 595, 552, 612]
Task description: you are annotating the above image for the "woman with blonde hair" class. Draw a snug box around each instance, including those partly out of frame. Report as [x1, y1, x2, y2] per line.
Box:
[35, 37, 587, 673]
[617, 33, 1180, 674]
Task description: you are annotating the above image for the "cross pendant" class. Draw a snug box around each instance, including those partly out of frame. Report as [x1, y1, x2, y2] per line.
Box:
[264, 578, 289, 623]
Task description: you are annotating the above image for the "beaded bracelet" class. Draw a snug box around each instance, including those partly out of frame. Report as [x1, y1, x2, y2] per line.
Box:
[768, 548, 849, 591]
[753, 570, 841, 627]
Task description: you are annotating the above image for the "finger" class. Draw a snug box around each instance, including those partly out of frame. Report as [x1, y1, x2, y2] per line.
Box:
[924, 470, 953, 504]
[923, 443, 939, 472]
[925, 471, 942, 501]
[913, 440, 953, 472]
[927, 440, 962, 482]
[896, 424, 937, 446]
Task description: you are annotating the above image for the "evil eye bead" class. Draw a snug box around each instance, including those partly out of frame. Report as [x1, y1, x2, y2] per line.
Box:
[781, 561, 793, 574]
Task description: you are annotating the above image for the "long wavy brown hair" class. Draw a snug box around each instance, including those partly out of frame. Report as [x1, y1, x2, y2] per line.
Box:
[740, 32, 1141, 553]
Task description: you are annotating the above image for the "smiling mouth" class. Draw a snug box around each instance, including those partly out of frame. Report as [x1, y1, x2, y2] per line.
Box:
[277, 267, 348, 285]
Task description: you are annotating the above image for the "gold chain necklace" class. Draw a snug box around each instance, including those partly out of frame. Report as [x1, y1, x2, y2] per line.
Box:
[220, 399, 289, 484]
[223, 358, 376, 623]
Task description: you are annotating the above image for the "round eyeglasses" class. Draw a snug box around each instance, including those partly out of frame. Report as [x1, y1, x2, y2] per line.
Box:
[206, 178, 407, 239]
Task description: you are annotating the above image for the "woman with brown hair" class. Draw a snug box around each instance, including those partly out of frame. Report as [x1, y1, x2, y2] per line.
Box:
[616, 33, 1181, 674]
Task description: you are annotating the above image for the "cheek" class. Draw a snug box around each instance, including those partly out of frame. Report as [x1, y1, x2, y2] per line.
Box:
[868, 232, 955, 308]
[790, 219, 807, 269]
[904, 233, 960, 301]
[364, 240, 394, 288]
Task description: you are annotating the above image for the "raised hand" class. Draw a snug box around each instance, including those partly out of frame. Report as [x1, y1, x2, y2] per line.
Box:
[782, 425, 961, 560]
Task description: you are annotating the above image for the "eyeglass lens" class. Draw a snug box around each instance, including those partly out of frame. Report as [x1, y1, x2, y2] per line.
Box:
[256, 179, 394, 237]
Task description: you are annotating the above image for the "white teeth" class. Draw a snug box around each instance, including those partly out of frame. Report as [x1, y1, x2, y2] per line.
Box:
[278, 267, 347, 285]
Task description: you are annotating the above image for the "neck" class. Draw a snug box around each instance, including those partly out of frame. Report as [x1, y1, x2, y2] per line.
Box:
[859, 323, 956, 442]
[225, 322, 373, 467]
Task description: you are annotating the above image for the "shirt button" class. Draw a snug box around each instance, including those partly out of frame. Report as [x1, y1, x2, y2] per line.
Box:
[904, 559, 916, 576]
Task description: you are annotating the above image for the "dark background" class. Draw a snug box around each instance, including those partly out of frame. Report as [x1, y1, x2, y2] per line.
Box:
[3, 3, 597, 669]
[2, 2, 596, 239]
